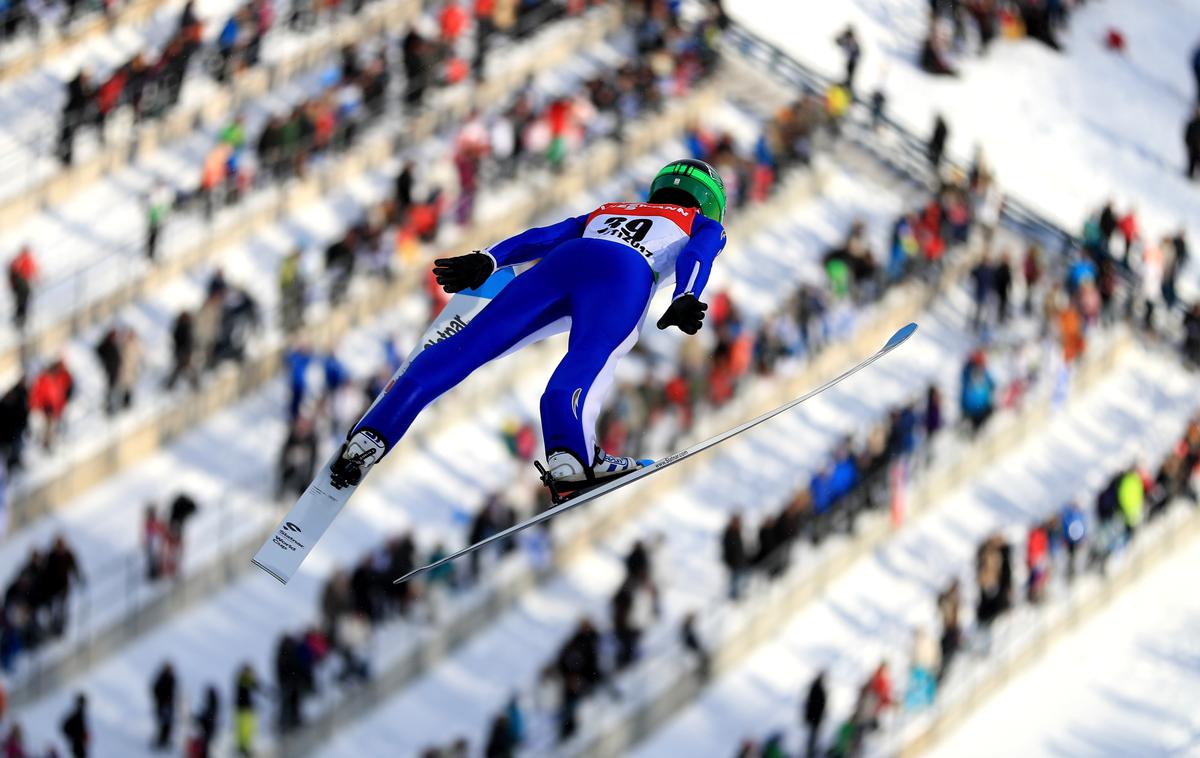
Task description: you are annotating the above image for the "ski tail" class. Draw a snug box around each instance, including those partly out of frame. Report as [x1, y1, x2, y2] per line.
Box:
[253, 267, 534, 585]
[395, 322, 919, 584]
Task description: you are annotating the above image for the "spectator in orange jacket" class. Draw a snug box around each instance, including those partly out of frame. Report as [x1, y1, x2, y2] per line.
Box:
[201, 144, 232, 220]
[1058, 300, 1085, 364]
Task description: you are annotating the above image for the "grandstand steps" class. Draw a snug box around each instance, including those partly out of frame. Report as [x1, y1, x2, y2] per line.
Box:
[895, 497, 1200, 757]
[0, 0, 425, 230]
[0, 0, 174, 84]
[628, 336, 1195, 758]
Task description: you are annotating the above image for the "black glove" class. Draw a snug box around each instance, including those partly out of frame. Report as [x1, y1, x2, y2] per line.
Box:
[656, 293, 708, 335]
[432, 251, 495, 293]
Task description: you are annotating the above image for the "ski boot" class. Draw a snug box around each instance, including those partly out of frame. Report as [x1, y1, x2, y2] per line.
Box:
[535, 447, 651, 504]
[329, 429, 387, 490]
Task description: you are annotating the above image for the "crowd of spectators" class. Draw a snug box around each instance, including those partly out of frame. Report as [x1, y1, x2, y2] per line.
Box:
[918, 0, 1083, 77]
[820, 411, 1200, 756]
[0, 492, 200, 679]
[1, 535, 84, 673]
[727, 400, 1200, 758]
[726, 310, 1199, 758]
[56, 3, 203, 165]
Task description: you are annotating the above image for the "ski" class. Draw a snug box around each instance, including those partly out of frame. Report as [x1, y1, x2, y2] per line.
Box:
[394, 321, 919, 584]
[252, 267, 536, 585]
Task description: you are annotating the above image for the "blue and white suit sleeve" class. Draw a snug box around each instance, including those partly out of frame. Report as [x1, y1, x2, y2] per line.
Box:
[483, 214, 588, 269]
[672, 215, 727, 300]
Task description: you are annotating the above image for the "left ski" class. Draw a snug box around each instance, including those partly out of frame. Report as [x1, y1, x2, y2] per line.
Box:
[252, 266, 537, 585]
[395, 322, 919, 584]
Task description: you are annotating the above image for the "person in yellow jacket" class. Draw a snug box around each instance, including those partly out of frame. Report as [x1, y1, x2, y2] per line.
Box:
[1117, 466, 1145, 532]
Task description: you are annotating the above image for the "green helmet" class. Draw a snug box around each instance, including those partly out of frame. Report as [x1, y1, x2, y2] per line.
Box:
[648, 159, 727, 223]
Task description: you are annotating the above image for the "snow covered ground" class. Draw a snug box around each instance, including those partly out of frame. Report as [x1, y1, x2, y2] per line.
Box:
[928, 523, 1200, 758]
[632, 347, 1197, 758]
[732, 0, 1200, 297]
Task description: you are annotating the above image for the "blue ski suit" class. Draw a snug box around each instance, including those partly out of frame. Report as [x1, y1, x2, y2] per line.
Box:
[354, 201, 727, 464]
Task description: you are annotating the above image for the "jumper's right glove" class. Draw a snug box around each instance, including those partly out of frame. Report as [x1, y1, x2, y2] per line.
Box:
[656, 293, 708, 335]
[432, 251, 495, 293]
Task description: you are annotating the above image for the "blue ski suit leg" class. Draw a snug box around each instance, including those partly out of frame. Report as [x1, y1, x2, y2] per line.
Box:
[539, 239, 654, 462]
[353, 238, 653, 463]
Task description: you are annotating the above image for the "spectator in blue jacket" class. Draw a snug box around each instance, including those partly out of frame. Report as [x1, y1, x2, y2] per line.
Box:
[830, 442, 859, 502]
[960, 352, 995, 434]
[1060, 500, 1087, 580]
[217, 13, 240, 81]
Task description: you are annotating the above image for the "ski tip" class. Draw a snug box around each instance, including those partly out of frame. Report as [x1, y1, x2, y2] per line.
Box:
[884, 322, 918, 350]
[394, 566, 426, 585]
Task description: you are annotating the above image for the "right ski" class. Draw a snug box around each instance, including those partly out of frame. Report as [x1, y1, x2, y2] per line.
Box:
[395, 322, 919, 584]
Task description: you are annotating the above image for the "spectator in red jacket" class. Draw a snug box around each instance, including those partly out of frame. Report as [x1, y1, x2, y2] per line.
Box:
[1026, 520, 1051, 602]
[94, 66, 128, 143]
[29, 360, 74, 450]
[8, 247, 37, 330]
[867, 661, 895, 715]
[1117, 208, 1139, 265]
[440, 0, 469, 43]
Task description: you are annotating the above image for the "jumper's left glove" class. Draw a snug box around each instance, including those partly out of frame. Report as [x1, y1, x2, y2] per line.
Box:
[433, 251, 495, 293]
[656, 293, 708, 335]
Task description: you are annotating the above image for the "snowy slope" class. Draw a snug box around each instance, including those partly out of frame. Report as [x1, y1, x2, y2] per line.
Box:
[928, 526, 1200, 758]
[631, 349, 1197, 758]
[731, 0, 1200, 296]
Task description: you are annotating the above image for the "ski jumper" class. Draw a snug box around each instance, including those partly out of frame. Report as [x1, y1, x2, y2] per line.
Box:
[353, 202, 727, 464]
